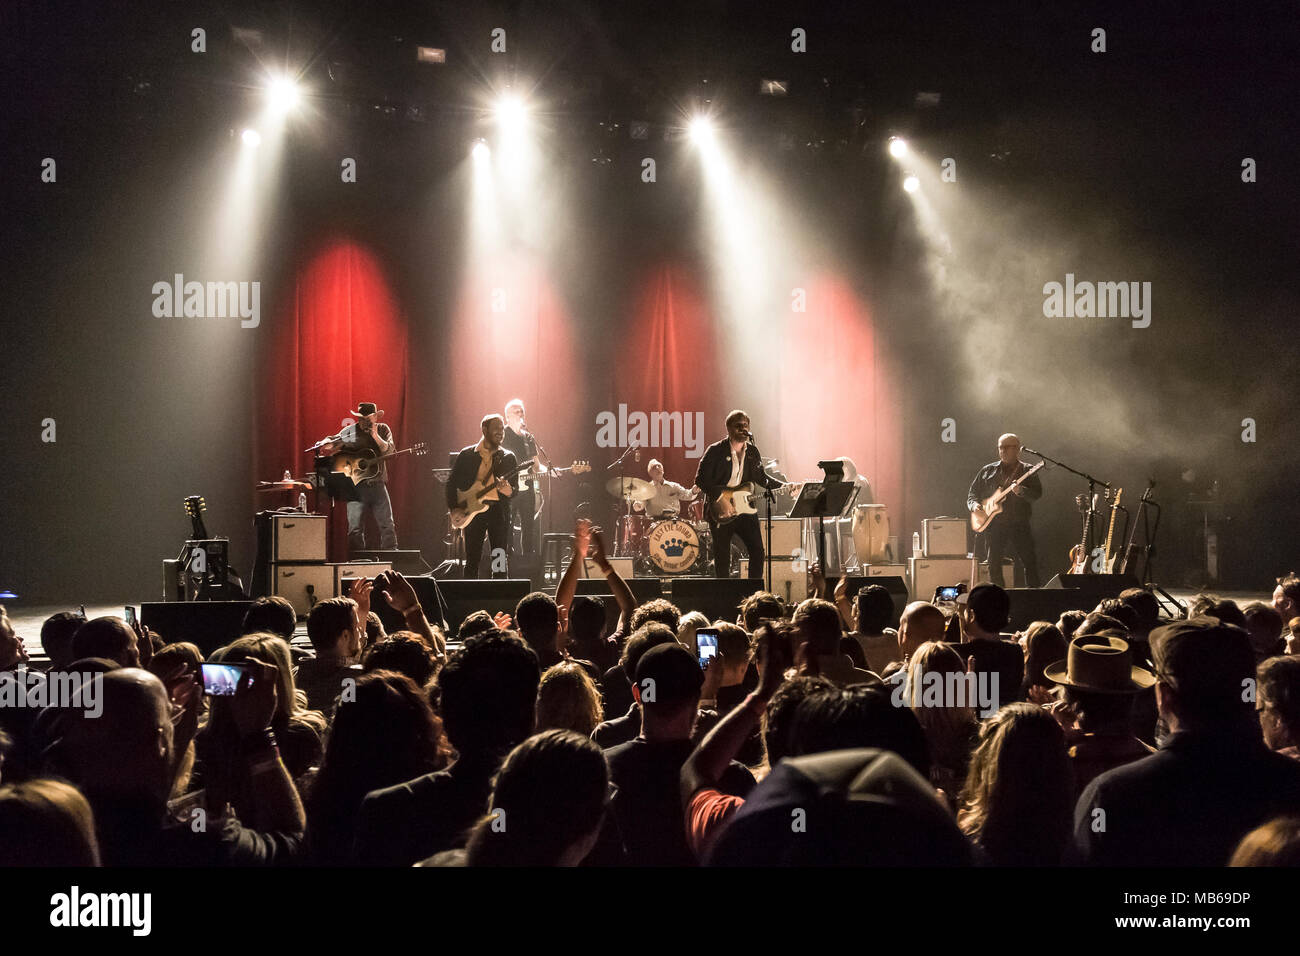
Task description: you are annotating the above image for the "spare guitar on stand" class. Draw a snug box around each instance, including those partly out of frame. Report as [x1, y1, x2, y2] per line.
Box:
[176, 496, 245, 600]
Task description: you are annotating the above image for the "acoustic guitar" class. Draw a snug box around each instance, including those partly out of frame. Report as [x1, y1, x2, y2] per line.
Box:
[331, 442, 428, 484]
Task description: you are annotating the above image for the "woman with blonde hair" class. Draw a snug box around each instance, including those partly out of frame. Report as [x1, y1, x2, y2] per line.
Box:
[905, 641, 979, 804]
[536, 661, 604, 737]
[196, 633, 327, 819]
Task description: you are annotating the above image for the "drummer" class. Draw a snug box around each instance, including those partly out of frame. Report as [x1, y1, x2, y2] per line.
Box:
[634, 459, 699, 518]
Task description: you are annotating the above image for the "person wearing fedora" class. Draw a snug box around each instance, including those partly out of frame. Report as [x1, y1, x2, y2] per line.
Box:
[328, 402, 398, 554]
[1044, 632, 1157, 791]
[1071, 617, 1300, 866]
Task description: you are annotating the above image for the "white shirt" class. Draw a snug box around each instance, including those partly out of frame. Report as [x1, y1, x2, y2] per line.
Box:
[646, 479, 691, 517]
[728, 444, 745, 487]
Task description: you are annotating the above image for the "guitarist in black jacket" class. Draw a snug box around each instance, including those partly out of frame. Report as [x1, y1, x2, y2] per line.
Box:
[966, 433, 1043, 587]
[694, 410, 783, 579]
[447, 414, 518, 578]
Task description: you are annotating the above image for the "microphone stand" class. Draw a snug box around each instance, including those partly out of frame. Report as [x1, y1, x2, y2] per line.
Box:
[1023, 447, 1112, 569]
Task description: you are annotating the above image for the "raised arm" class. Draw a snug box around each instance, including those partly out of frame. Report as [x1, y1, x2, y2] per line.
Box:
[591, 528, 635, 633]
[555, 519, 593, 628]
[232, 657, 306, 834]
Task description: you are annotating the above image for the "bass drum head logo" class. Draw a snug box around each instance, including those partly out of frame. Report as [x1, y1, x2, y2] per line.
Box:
[647, 520, 699, 574]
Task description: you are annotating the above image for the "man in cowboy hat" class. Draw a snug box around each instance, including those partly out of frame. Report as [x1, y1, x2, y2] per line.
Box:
[1045, 631, 1156, 790]
[323, 402, 398, 553]
[1071, 617, 1300, 866]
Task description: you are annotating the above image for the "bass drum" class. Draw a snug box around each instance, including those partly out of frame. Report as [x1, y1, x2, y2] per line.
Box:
[646, 519, 702, 575]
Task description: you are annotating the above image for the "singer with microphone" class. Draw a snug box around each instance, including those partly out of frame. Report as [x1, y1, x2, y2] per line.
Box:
[695, 409, 784, 579]
[966, 432, 1043, 587]
[448, 414, 519, 578]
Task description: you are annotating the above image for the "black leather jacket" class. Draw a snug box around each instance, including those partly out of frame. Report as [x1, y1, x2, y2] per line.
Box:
[966, 460, 1042, 525]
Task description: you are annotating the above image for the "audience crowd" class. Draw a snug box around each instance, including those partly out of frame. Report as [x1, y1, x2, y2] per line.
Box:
[3, 536, 1300, 868]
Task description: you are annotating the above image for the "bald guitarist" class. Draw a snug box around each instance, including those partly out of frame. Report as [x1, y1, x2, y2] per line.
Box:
[448, 414, 519, 578]
[967, 433, 1043, 587]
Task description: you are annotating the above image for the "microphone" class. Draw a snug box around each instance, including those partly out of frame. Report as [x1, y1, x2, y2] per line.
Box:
[634, 444, 641, 462]
[746, 431, 755, 444]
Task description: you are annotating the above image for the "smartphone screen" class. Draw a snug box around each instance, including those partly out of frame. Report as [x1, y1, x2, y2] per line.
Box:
[200, 662, 248, 697]
[124, 605, 137, 627]
[695, 628, 720, 669]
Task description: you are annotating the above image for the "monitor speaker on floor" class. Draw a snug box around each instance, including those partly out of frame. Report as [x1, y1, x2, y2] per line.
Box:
[576, 577, 664, 633]
[141, 601, 254, 656]
[668, 578, 765, 624]
[826, 575, 908, 629]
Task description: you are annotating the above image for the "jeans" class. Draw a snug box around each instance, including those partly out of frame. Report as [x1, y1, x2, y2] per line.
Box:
[983, 519, 1039, 588]
[464, 502, 512, 578]
[711, 513, 765, 579]
[347, 481, 398, 553]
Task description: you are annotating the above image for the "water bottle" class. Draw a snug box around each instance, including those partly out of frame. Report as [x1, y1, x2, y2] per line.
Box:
[283, 469, 292, 481]
[299, 493, 308, 514]
[912, 531, 921, 557]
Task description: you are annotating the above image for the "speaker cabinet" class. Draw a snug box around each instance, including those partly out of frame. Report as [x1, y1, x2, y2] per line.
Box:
[381, 578, 532, 638]
[271, 564, 335, 617]
[270, 514, 327, 562]
[922, 518, 968, 558]
[330, 561, 392, 590]
[668, 578, 766, 625]
[350, 550, 430, 576]
[910, 557, 978, 602]
[575, 577, 664, 633]
[1043, 573, 1140, 606]
[1006, 588, 1097, 631]
[740, 558, 809, 606]
[141, 601, 254, 656]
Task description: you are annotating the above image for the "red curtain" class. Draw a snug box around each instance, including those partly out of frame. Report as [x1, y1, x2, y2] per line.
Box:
[256, 240, 412, 559]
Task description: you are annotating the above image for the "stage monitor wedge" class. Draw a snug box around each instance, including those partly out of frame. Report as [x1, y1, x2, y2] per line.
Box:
[576, 577, 664, 634]
[668, 578, 765, 625]
[141, 601, 254, 656]
[826, 575, 908, 630]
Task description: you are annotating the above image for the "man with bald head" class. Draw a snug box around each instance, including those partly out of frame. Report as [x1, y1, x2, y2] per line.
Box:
[967, 433, 1043, 587]
[43, 663, 306, 865]
[881, 601, 948, 681]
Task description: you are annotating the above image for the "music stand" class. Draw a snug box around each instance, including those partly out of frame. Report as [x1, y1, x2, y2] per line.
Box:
[315, 463, 359, 561]
[790, 480, 855, 573]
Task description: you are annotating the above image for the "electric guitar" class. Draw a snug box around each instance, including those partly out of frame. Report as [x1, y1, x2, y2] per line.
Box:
[1102, 488, 1124, 572]
[517, 459, 591, 492]
[1067, 493, 1098, 574]
[969, 461, 1045, 533]
[331, 442, 428, 484]
[710, 482, 795, 525]
[1119, 483, 1155, 577]
[450, 471, 513, 530]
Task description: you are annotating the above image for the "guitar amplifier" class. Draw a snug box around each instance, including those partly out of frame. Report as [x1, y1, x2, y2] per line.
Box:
[865, 563, 908, 580]
[765, 518, 803, 557]
[584, 557, 635, 580]
[910, 556, 978, 601]
[269, 513, 327, 562]
[331, 561, 392, 590]
[270, 563, 335, 617]
[922, 518, 968, 558]
[740, 558, 809, 605]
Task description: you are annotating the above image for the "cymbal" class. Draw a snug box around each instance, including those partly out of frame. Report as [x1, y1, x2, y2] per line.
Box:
[606, 476, 656, 501]
[257, 480, 313, 492]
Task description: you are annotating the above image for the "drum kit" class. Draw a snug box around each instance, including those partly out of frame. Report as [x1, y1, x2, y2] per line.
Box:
[605, 476, 711, 576]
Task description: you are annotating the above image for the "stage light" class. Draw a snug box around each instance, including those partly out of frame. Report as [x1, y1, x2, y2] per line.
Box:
[241, 128, 262, 147]
[471, 138, 490, 161]
[267, 75, 301, 113]
[903, 175, 920, 193]
[759, 79, 789, 96]
[689, 116, 714, 144]
[888, 137, 908, 159]
[495, 94, 528, 131]
[416, 46, 446, 64]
